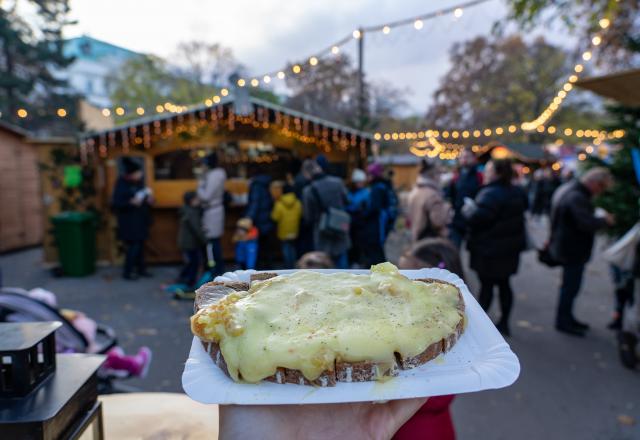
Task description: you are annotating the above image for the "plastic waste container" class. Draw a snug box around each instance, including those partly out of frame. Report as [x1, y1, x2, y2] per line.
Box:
[51, 211, 96, 276]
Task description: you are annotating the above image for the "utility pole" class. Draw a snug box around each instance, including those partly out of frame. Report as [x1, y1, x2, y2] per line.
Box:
[357, 27, 365, 131]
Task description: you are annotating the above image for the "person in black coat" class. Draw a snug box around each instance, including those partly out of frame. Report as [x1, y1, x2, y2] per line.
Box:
[245, 166, 274, 268]
[446, 147, 483, 248]
[111, 158, 153, 280]
[464, 159, 528, 336]
[548, 167, 614, 336]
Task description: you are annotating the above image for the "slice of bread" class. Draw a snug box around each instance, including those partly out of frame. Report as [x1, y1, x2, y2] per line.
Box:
[193, 274, 465, 386]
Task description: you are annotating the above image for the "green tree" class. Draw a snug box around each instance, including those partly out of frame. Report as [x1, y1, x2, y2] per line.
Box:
[505, 0, 639, 66]
[424, 35, 595, 142]
[0, 0, 79, 132]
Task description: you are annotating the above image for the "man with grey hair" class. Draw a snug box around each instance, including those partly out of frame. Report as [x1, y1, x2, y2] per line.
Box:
[549, 167, 615, 336]
[301, 158, 350, 268]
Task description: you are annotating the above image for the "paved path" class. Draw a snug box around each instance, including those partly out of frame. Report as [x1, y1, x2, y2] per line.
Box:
[1, 220, 638, 439]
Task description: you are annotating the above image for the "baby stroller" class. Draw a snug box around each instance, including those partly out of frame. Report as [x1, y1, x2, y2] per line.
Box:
[0, 287, 140, 393]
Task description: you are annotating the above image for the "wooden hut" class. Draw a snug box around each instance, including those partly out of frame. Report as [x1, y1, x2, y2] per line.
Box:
[79, 95, 372, 265]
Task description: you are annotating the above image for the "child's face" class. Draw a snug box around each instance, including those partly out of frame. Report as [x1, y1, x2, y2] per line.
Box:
[191, 196, 200, 207]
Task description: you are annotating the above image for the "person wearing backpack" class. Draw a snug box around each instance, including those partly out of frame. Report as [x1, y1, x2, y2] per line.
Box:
[301, 159, 351, 269]
[407, 160, 452, 242]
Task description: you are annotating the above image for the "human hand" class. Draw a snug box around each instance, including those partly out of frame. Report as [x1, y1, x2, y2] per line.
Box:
[218, 398, 427, 440]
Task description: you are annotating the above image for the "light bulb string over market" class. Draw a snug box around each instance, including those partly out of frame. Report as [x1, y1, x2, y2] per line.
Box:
[10, 0, 491, 121]
[376, 15, 615, 141]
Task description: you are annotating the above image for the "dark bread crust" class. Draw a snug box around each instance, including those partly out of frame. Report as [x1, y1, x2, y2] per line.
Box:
[194, 275, 465, 386]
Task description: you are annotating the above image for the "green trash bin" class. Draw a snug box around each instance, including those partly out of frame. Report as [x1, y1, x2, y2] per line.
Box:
[51, 211, 97, 276]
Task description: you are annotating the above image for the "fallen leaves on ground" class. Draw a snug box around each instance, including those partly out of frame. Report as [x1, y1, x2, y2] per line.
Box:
[617, 414, 636, 426]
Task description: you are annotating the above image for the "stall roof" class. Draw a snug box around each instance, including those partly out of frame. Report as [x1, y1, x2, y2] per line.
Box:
[575, 68, 640, 106]
[82, 95, 373, 141]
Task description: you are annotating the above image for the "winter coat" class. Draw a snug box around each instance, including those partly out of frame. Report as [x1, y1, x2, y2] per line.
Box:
[178, 205, 206, 251]
[407, 176, 452, 242]
[466, 181, 528, 278]
[271, 192, 302, 241]
[549, 180, 608, 265]
[348, 186, 381, 246]
[446, 165, 483, 233]
[246, 174, 275, 235]
[302, 174, 351, 257]
[111, 177, 151, 241]
[197, 167, 226, 239]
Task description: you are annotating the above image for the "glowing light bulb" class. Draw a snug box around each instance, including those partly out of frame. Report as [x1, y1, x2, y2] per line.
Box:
[564, 128, 573, 136]
[569, 75, 578, 83]
[102, 108, 111, 117]
[331, 46, 340, 55]
[575, 64, 584, 73]
[548, 126, 556, 134]
[136, 107, 145, 115]
[382, 26, 391, 34]
[221, 88, 229, 96]
[414, 20, 423, 30]
[277, 71, 285, 79]
[508, 125, 517, 133]
[115, 107, 125, 116]
[292, 64, 301, 74]
[599, 18, 610, 29]
[495, 127, 504, 135]
[250, 78, 259, 87]
[558, 90, 567, 98]
[592, 36, 602, 46]
[263, 75, 271, 84]
[213, 96, 221, 103]
[56, 108, 67, 117]
[309, 57, 318, 66]
[374, 133, 381, 140]
[563, 83, 573, 92]
[462, 130, 470, 138]
[205, 99, 213, 107]
[352, 29, 361, 39]
[473, 130, 481, 138]
[237, 79, 246, 87]
[582, 51, 592, 61]
[483, 128, 492, 136]
[454, 8, 463, 18]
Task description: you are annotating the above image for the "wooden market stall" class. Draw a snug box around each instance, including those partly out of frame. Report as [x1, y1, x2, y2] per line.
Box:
[80, 95, 372, 265]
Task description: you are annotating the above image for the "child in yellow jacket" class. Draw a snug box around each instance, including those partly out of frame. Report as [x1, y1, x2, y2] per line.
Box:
[271, 184, 302, 268]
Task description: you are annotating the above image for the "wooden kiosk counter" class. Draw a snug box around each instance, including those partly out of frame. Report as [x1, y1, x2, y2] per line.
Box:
[80, 96, 372, 265]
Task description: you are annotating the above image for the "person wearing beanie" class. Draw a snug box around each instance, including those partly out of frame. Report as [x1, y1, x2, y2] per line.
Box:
[197, 152, 227, 276]
[111, 157, 153, 280]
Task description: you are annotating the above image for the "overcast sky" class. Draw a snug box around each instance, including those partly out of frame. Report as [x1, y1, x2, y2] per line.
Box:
[66, 0, 575, 114]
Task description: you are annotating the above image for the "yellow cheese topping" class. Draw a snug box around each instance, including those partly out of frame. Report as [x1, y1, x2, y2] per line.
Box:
[190, 263, 462, 383]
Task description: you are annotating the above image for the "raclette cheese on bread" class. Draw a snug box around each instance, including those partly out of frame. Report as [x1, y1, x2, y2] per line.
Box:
[190, 263, 465, 386]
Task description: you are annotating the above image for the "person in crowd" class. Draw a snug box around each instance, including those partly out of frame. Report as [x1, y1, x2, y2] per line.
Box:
[347, 168, 383, 268]
[197, 153, 227, 277]
[296, 251, 334, 269]
[111, 157, 153, 280]
[464, 159, 527, 336]
[271, 184, 302, 268]
[407, 159, 452, 242]
[368, 162, 399, 249]
[446, 147, 483, 248]
[397, 237, 464, 440]
[548, 167, 615, 336]
[176, 191, 206, 288]
[316, 153, 330, 174]
[301, 159, 351, 269]
[245, 165, 275, 268]
[608, 264, 635, 330]
[293, 158, 314, 256]
[233, 217, 259, 270]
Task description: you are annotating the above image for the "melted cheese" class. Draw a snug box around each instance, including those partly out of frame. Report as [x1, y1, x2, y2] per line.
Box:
[191, 263, 462, 383]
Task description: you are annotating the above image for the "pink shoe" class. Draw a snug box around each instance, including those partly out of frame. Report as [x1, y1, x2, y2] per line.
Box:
[131, 346, 152, 378]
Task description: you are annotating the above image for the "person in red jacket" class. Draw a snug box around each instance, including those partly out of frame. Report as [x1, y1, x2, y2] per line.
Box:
[396, 237, 465, 440]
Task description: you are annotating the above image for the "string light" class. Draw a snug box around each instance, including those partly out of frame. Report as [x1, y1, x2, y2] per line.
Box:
[213, 96, 221, 103]
[17, 109, 28, 118]
[582, 51, 592, 61]
[453, 8, 464, 18]
[292, 64, 302, 74]
[263, 75, 271, 83]
[237, 78, 246, 87]
[221, 88, 229, 96]
[205, 99, 213, 107]
[115, 107, 125, 116]
[102, 108, 111, 117]
[331, 46, 340, 55]
[136, 107, 145, 116]
[382, 25, 391, 34]
[155, 105, 164, 113]
[592, 36, 602, 46]
[575, 64, 583, 73]
[352, 29, 361, 39]
[277, 71, 286, 79]
[56, 108, 67, 117]
[599, 18, 610, 29]
[309, 57, 318, 66]
[414, 19, 423, 30]
[251, 78, 259, 87]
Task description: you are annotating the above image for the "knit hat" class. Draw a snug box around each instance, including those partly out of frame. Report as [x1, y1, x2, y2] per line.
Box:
[367, 162, 384, 178]
[351, 168, 367, 183]
[237, 217, 253, 230]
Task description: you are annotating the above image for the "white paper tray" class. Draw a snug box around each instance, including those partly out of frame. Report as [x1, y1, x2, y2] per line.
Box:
[182, 268, 520, 404]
